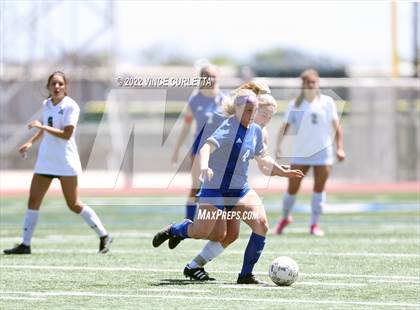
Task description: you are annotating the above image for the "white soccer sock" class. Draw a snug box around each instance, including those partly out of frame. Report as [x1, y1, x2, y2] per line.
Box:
[283, 192, 296, 218]
[79, 205, 108, 237]
[311, 192, 326, 225]
[22, 209, 39, 246]
[189, 241, 225, 269]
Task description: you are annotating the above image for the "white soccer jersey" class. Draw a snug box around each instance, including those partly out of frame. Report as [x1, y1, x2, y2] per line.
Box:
[34, 96, 82, 176]
[283, 94, 338, 161]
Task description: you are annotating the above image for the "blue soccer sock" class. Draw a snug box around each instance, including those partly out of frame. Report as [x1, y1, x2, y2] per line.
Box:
[185, 203, 197, 221]
[239, 232, 266, 277]
[170, 219, 192, 239]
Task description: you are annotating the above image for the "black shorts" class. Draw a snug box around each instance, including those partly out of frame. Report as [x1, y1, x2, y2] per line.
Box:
[35, 173, 61, 179]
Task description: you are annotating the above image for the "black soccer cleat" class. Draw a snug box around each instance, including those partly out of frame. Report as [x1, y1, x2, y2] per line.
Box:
[184, 265, 215, 281]
[168, 236, 183, 249]
[237, 273, 268, 285]
[3, 243, 31, 255]
[99, 235, 113, 254]
[152, 224, 173, 248]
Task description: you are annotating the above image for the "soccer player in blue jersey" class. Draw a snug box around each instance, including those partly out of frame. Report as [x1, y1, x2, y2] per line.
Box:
[180, 93, 286, 281]
[171, 64, 226, 221]
[154, 89, 304, 284]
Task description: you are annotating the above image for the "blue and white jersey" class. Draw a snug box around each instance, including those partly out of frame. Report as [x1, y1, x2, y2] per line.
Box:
[188, 91, 226, 154]
[204, 117, 265, 190]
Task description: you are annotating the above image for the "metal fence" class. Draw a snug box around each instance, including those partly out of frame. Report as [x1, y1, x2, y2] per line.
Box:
[1, 77, 418, 182]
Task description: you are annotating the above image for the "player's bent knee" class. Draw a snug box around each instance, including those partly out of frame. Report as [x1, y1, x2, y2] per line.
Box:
[68, 203, 83, 214]
[211, 230, 227, 242]
[258, 218, 269, 235]
[189, 228, 210, 240]
[223, 231, 239, 246]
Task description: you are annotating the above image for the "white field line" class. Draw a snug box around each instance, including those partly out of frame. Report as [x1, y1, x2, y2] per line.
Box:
[1, 265, 419, 281]
[221, 282, 366, 289]
[0, 233, 154, 241]
[141, 288, 210, 293]
[1, 233, 419, 244]
[368, 279, 420, 284]
[219, 285, 291, 290]
[0, 231, 420, 244]
[8, 247, 419, 258]
[0, 296, 46, 301]
[278, 252, 420, 258]
[300, 272, 420, 280]
[295, 282, 367, 287]
[0, 290, 419, 308]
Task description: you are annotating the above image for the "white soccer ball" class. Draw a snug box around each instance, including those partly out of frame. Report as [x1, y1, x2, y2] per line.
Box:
[268, 256, 299, 286]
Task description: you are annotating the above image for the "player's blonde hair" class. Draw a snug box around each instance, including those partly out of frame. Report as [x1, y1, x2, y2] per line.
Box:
[233, 80, 271, 96]
[295, 69, 320, 107]
[223, 88, 257, 116]
[257, 93, 277, 110]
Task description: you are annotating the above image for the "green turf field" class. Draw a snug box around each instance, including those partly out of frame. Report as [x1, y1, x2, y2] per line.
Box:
[1, 194, 419, 309]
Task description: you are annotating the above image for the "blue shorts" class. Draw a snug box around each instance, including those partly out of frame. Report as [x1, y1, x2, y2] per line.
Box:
[197, 187, 250, 210]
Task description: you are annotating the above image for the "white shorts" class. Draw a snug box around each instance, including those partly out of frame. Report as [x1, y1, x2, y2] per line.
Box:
[291, 146, 334, 166]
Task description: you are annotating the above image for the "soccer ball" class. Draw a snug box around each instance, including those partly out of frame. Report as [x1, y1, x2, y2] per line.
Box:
[268, 256, 299, 286]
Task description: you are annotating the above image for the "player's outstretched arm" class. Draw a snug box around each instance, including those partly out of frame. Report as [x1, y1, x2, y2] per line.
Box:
[199, 142, 216, 181]
[256, 154, 304, 178]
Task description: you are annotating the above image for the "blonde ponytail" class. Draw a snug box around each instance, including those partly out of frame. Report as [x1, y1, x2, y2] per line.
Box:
[257, 94, 277, 110]
[233, 80, 271, 96]
[222, 97, 236, 116]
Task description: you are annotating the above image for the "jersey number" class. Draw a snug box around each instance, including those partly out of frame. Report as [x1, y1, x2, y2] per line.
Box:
[311, 113, 318, 124]
[205, 112, 213, 124]
[48, 116, 53, 127]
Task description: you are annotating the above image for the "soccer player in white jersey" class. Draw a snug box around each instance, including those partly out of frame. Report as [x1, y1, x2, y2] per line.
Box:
[4, 71, 113, 254]
[273, 69, 345, 236]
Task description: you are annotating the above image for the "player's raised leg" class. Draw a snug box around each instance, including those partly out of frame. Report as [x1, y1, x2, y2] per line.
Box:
[153, 203, 222, 248]
[60, 175, 113, 253]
